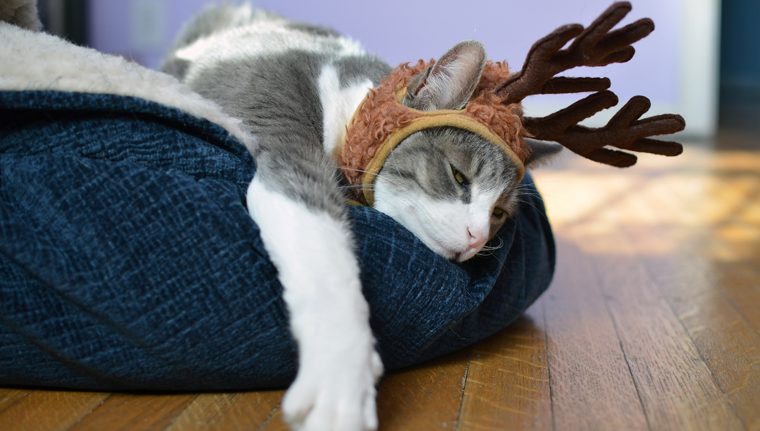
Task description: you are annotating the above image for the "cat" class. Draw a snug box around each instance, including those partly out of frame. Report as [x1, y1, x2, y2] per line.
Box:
[162, 4, 559, 430]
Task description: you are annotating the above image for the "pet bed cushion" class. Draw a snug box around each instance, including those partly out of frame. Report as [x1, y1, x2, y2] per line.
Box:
[0, 89, 554, 391]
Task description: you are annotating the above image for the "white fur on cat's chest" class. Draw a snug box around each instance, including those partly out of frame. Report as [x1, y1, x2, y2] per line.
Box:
[317, 65, 373, 155]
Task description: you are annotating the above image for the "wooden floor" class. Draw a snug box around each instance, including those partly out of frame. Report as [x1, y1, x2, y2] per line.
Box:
[2, 138, 759, 430]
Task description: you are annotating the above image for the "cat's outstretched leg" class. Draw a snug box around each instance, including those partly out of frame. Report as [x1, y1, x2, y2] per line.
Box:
[246, 141, 382, 431]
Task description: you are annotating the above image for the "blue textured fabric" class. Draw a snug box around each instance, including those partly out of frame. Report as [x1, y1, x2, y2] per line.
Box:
[0, 90, 555, 391]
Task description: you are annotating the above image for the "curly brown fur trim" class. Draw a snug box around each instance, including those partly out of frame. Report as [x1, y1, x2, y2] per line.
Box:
[339, 59, 527, 188]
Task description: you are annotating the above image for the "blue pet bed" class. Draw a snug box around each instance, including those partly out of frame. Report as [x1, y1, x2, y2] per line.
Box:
[0, 90, 554, 391]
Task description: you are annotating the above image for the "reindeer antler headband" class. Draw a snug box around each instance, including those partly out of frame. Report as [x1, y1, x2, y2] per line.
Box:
[339, 2, 686, 205]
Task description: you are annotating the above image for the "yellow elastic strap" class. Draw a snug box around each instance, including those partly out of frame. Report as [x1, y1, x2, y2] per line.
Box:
[345, 198, 365, 206]
[361, 112, 526, 205]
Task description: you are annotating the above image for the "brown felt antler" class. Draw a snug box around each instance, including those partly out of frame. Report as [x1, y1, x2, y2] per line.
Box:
[497, 1, 685, 167]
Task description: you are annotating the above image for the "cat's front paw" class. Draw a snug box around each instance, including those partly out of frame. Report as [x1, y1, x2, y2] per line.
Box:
[283, 347, 383, 431]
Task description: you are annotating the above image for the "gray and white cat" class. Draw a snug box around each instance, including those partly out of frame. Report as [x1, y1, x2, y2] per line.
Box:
[163, 4, 559, 430]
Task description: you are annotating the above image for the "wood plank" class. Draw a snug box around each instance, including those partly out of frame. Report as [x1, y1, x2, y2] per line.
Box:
[578, 179, 744, 430]
[625, 167, 760, 430]
[67, 393, 195, 431]
[376, 350, 468, 430]
[663, 280, 760, 431]
[597, 280, 742, 431]
[0, 388, 30, 413]
[534, 155, 745, 430]
[458, 308, 552, 431]
[0, 390, 108, 431]
[166, 390, 284, 431]
[712, 264, 760, 336]
[257, 408, 290, 431]
[543, 238, 649, 430]
[661, 159, 760, 337]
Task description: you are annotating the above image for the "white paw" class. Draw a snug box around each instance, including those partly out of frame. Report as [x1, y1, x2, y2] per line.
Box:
[283, 346, 383, 431]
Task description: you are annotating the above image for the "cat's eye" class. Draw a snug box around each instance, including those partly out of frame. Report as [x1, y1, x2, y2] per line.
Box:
[450, 164, 469, 186]
[492, 207, 506, 219]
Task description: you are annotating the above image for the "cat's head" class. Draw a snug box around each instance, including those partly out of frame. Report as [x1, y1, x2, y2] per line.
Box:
[372, 42, 561, 262]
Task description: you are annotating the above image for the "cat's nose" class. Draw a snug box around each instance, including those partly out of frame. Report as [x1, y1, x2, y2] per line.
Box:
[467, 227, 488, 249]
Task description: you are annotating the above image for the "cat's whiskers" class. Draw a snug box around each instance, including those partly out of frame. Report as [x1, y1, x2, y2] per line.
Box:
[481, 238, 504, 251]
[516, 190, 541, 198]
[475, 236, 504, 257]
[516, 185, 541, 198]
[339, 166, 379, 175]
[338, 167, 407, 190]
[514, 197, 540, 212]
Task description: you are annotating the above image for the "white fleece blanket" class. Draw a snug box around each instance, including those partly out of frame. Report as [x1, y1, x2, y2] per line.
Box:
[0, 22, 255, 152]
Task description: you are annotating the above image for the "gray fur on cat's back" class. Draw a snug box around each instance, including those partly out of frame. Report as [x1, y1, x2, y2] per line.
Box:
[163, 5, 390, 219]
[188, 52, 388, 142]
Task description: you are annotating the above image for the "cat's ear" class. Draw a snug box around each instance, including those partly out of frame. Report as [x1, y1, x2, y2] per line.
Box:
[525, 138, 564, 167]
[405, 41, 486, 111]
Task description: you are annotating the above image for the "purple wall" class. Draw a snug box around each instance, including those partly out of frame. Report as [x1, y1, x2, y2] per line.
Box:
[89, 0, 679, 105]
[89, 0, 210, 68]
